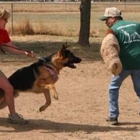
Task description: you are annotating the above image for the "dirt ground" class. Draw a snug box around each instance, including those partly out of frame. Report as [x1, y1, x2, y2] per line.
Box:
[0, 35, 140, 140]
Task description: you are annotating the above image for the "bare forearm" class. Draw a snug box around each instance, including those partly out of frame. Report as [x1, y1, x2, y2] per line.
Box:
[7, 47, 26, 55]
[4, 43, 35, 58]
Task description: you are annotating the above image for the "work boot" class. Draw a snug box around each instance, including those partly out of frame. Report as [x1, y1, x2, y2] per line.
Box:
[106, 117, 118, 125]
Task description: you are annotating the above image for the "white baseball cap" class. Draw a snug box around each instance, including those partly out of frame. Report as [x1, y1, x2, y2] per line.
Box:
[100, 7, 122, 21]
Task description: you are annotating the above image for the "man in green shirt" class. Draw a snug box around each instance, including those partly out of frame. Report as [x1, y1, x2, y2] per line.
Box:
[100, 7, 140, 125]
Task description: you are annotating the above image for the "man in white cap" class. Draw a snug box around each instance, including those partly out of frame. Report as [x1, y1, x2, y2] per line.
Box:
[100, 7, 122, 21]
[100, 7, 140, 125]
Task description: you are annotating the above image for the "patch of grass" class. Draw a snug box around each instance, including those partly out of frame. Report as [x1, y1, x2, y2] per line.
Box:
[10, 19, 34, 35]
[4, 3, 140, 37]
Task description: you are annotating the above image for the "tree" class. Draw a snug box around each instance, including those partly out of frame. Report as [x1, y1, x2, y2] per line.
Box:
[78, 0, 91, 47]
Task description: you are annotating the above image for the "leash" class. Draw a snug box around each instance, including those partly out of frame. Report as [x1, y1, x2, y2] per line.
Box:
[0, 44, 58, 73]
[0, 44, 44, 61]
[0, 44, 33, 54]
[37, 56, 46, 62]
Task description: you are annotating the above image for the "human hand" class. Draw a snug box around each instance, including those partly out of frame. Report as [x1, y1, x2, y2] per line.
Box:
[25, 51, 36, 58]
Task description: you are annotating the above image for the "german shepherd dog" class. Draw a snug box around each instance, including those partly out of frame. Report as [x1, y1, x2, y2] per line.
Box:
[0, 44, 82, 112]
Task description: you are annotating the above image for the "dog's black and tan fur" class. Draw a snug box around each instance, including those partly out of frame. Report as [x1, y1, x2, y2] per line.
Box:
[0, 44, 82, 112]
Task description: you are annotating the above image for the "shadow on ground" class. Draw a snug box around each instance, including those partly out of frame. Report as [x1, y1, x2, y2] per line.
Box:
[0, 41, 102, 62]
[0, 117, 139, 133]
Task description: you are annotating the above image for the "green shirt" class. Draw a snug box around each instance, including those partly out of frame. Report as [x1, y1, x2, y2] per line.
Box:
[111, 20, 140, 70]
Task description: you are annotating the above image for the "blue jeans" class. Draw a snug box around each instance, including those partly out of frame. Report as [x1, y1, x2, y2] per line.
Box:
[108, 69, 140, 118]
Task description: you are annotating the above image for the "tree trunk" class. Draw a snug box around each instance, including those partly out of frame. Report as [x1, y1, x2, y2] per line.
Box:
[78, 0, 91, 47]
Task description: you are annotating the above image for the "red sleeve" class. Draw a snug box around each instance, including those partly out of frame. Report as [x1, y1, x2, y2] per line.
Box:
[0, 29, 11, 44]
[3, 29, 11, 43]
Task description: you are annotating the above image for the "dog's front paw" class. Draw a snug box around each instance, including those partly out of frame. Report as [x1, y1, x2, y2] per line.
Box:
[53, 94, 58, 100]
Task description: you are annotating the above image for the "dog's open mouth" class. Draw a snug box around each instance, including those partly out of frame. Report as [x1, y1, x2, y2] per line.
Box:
[65, 57, 82, 68]
[64, 62, 77, 68]
[68, 63, 76, 68]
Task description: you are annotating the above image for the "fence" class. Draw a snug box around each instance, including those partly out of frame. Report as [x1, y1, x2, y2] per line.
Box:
[1, 1, 140, 37]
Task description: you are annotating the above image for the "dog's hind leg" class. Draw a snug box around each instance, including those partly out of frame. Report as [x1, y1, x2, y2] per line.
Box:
[39, 89, 51, 112]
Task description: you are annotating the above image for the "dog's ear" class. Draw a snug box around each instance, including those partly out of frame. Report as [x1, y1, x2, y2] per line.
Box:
[58, 43, 68, 57]
[62, 42, 68, 49]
